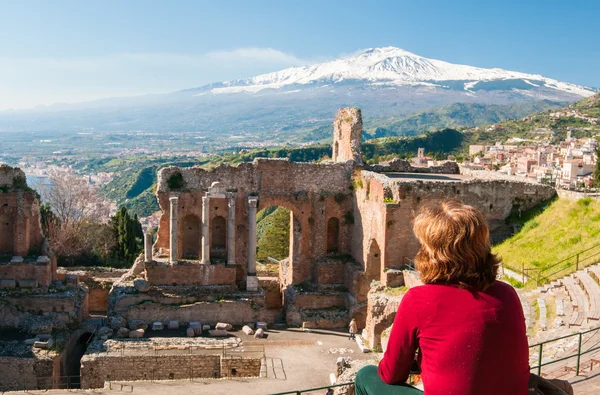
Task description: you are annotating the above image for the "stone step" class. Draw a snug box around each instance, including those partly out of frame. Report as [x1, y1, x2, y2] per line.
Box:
[575, 271, 600, 321]
[561, 276, 587, 327]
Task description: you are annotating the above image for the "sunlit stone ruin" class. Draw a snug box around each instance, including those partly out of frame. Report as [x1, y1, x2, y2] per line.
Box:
[0, 109, 557, 391]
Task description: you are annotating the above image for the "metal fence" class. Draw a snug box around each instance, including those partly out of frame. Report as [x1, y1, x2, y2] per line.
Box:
[529, 324, 600, 376]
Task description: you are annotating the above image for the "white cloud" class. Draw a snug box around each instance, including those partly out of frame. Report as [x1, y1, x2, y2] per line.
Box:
[0, 48, 312, 110]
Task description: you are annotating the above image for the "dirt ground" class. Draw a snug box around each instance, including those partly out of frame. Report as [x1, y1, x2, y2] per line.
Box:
[11, 328, 377, 395]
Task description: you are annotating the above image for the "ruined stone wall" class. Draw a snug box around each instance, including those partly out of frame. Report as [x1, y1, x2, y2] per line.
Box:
[357, 170, 557, 271]
[0, 164, 26, 187]
[0, 257, 54, 287]
[0, 355, 58, 391]
[111, 292, 278, 326]
[0, 191, 45, 257]
[0, 287, 88, 332]
[369, 159, 460, 174]
[154, 158, 354, 286]
[363, 288, 403, 350]
[145, 261, 236, 286]
[332, 107, 363, 164]
[350, 171, 389, 290]
[81, 354, 222, 388]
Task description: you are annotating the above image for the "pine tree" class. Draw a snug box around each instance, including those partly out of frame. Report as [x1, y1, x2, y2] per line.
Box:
[110, 206, 142, 264]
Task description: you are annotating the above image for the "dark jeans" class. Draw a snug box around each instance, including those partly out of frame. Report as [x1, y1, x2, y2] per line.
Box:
[355, 365, 423, 395]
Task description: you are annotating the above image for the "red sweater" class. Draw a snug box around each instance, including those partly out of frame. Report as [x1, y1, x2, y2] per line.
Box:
[378, 281, 529, 395]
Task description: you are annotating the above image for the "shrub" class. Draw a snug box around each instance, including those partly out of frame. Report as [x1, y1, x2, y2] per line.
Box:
[166, 172, 185, 190]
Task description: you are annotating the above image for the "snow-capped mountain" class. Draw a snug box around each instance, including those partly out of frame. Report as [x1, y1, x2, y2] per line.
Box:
[202, 47, 595, 98]
[0, 47, 596, 139]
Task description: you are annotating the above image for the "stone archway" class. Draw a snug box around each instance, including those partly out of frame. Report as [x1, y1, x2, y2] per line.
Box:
[211, 215, 227, 259]
[0, 214, 13, 254]
[326, 217, 340, 253]
[182, 215, 200, 259]
[365, 239, 381, 282]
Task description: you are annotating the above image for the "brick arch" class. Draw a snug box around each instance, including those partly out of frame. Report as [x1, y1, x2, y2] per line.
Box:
[181, 214, 200, 259]
[0, 213, 14, 254]
[255, 196, 310, 285]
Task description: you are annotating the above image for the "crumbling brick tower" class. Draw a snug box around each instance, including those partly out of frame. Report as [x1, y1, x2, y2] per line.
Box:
[332, 107, 363, 164]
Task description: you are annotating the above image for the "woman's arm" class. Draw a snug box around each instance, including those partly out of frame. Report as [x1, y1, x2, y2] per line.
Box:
[378, 289, 420, 385]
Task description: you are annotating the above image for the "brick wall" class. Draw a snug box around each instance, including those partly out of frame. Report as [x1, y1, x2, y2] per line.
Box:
[145, 261, 236, 286]
[80, 354, 262, 389]
[0, 356, 58, 391]
[0, 258, 54, 287]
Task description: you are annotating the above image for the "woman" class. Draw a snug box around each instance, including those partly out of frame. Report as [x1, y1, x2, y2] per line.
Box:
[355, 200, 531, 395]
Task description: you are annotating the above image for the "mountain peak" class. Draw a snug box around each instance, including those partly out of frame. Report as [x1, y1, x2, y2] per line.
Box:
[203, 47, 595, 98]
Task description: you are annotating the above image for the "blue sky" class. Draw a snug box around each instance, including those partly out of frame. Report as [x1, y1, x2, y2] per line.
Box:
[0, 0, 598, 109]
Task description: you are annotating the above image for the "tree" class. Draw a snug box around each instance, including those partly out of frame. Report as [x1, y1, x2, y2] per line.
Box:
[110, 206, 143, 264]
[39, 169, 113, 262]
[256, 207, 290, 262]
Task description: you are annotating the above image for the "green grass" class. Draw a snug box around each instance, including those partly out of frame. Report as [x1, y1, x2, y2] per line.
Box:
[494, 198, 600, 275]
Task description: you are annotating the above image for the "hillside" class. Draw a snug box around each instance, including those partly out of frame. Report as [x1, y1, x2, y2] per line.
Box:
[467, 92, 600, 144]
[494, 198, 600, 278]
[364, 100, 566, 138]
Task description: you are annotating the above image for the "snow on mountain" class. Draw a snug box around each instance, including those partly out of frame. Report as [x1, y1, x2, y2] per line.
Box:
[207, 47, 595, 97]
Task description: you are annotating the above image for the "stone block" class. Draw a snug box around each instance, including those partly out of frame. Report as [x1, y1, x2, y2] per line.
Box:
[254, 328, 265, 339]
[128, 319, 148, 330]
[256, 321, 268, 330]
[186, 327, 195, 337]
[109, 316, 127, 330]
[355, 336, 370, 353]
[247, 275, 259, 291]
[202, 324, 211, 331]
[208, 329, 228, 337]
[215, 322, 232, 331]
[189, 321, 202, 335]
[33, 339, 54, 349]
[152, 322, 164, 331]
[36, 256, 50, 264]
[116, 328, 130, 338]
[18, 279, 37, 288]
[129, 329, 145, 338]
[168, 320, 179, 329]
[242, 325, 254, 335]
[0, 279, 16, 289]
[11, 256, 24, 264]
[133, 278, 149, 292]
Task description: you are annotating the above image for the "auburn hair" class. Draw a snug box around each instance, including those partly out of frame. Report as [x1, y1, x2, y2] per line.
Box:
[413, 200, 500, 290]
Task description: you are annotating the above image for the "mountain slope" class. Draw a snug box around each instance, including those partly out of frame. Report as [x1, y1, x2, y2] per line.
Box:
[0, 47, 595, 140]
[365, 100, 566, 138]
[201, 47, 595, 98]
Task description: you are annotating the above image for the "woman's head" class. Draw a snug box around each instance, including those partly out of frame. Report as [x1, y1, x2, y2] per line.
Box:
[413, 200, 500, 290]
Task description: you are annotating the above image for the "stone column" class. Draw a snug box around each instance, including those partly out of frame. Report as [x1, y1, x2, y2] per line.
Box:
[201, 195, 211, 264]
[247, 196, 259, 291]
[169, 197, 179, 264]
[227, 196, 236, 266]
[144, 231, 153, 262]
